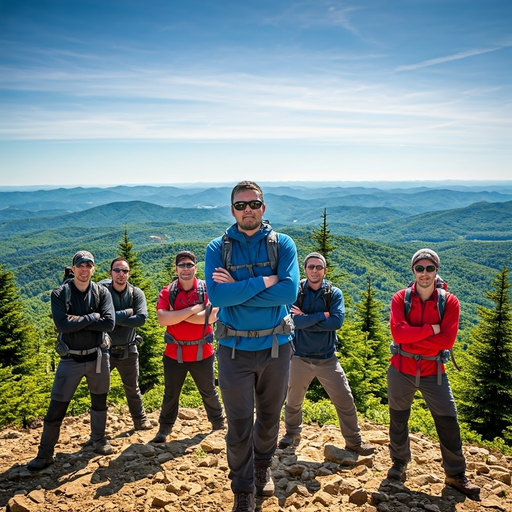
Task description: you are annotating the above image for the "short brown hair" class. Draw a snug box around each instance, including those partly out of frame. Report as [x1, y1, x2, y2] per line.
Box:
[230, 181, 264, 204]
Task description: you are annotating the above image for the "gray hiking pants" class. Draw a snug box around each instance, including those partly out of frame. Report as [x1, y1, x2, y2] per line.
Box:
[284, 355, 362, 446]
[217, 342, 292, 494]
[387, 364, 465, 476]
[110, 350, 146, 421]
[159, 353, 224, 429]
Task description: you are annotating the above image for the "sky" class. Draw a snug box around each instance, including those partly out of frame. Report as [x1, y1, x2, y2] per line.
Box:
[0, 0, 511, 187]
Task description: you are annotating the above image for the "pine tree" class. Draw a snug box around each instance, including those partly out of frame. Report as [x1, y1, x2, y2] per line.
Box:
[310, 209, 337, 273]
[353, 276, 391, 403]
[456, 267, 512, 440]
[0, 265, 37, 371]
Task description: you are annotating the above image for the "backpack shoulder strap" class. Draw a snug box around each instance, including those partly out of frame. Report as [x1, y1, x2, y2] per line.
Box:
[297, 279, 307, 310]
[63, 282, 72, 313]
[265, 229, 279, 272]
[196, 279, 207, 304]
[221, 232, 232, 270]
[322, 281, 333, 310]
[167, 280, 179, 309]
[437, 288, 446, 320]
[90, 281, 101, 310]
[404, 285, 413, 318]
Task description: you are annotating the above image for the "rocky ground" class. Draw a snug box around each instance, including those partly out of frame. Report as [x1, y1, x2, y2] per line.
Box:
[1, 407, 511, 512]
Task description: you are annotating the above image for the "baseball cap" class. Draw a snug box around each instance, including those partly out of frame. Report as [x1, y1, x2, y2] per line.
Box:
[411, 248, 440, 269]
[175, 251, 196, 265]
[304, 252, 327, 268]
[72, 250, 95, 266]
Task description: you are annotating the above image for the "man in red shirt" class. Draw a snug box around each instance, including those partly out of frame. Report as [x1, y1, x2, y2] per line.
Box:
[387, 248, 479, 497]
[152, 251, 225, 443]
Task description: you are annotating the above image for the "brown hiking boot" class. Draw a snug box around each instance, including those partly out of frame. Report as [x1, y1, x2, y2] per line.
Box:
[445, 474, 480, 496]
[254, 465, 274, 496]
[387, 459, 407, 481]
[345, 441, 375, 456]
[231, 491, 255, 512]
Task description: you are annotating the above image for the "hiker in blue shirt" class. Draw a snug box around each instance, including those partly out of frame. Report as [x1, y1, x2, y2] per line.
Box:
[205, 181, 299, 512]
[278, 252, 374, 457]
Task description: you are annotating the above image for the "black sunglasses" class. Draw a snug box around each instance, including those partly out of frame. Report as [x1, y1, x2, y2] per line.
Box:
[307, 264, 325, 271]
[112, 268, 129, 274]
[414, 264, 437, 273]
[232, 200, 263, 211]
[177, 262, 196, 269]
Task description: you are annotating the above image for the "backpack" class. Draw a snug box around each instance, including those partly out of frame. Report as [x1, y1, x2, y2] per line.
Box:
[400, 276, 459, 372]
[61, 280, 101, 314]
[221, 221, 279, 274]
[296, 279, 334, 311]
[99, 279, 134, 311]
[168, 279, 207, 309]
[404, 276, 446, 320]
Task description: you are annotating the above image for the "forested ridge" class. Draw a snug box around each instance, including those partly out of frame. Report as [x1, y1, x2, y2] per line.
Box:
[1, 183, 511, 457]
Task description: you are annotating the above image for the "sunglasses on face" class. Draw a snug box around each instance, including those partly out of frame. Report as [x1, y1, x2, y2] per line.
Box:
[307, 264, 325, 271]
[232, 200, 264, 211]
[112, 268, 129, 274]
[177, 262, 196, 269]
[414, 265, 437, 273]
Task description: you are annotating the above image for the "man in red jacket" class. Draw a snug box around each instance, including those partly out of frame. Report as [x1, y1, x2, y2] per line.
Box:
[387, 248, 479, 497]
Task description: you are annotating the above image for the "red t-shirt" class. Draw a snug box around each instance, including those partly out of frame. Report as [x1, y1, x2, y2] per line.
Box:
[157, 278, 214, 362]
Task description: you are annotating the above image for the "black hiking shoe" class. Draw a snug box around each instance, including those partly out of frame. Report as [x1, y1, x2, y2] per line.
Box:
[231, 491, 255, 512]
[345, 442, 375, 456]
[278, 433, 301, 449]
[387, 459, 407, 481]
[133, 418, 153, 430]
[27, 456, 54, 471]
[84, 437, 113, 455]
[254, 465, 274, 496]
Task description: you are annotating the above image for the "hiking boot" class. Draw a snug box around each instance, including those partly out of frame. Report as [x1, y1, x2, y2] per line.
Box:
[387, 460, 407, 481]
[84, 437, 113, 455]
[27, 456, 54, 471]
[278, 433, 301, 449]
[345, 442, 375, 456]
[231, 491, 255, 512]
[254, 465, 275, 497]
[151, 431, 169, 443]
[133, 418, 153, 431]
[211, 419, 226, 430]
[445, 474, 480, 496]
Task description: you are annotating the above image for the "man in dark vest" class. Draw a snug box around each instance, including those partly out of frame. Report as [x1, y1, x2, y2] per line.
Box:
[27, 250, 115, 471]
[100, 258, 151, 431]
[151, 250, 224, 443]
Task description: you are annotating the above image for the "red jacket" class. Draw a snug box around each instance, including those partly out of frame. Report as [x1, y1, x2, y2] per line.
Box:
[157, 278, 214, 363]
[390, 283, 459, 377]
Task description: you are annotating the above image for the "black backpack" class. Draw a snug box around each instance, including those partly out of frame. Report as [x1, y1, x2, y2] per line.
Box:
[168, 279, 206, 309]
[296, 279, 334, 311]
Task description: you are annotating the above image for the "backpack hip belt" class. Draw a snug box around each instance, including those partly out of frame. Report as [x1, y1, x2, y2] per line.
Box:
[391, 344, 448, 386]
[215, 314, 294, 360]
[164, 331, 213, 363]
[67, 347, 105, 374]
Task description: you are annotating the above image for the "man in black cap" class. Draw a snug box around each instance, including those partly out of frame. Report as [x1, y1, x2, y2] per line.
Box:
[387, 248, 480, 497]
[27, 250, 115, 471]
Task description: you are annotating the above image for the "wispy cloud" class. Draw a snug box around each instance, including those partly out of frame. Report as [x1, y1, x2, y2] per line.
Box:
[395, 45, 509, 71]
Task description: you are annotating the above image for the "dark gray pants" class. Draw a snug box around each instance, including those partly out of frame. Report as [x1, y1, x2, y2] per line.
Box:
[387, 364, 465, 476]
[218, 342, 292, 494]
[110, 351, 146, 421]
[159, 353, 223, 429]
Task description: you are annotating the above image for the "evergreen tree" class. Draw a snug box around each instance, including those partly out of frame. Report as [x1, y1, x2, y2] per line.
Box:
[456, 268, 512, 440]
[310, 209, 337, 272]
[118, 225, 144, 286]
[0, 264, 37, 371]
[353, 276, 391, 403]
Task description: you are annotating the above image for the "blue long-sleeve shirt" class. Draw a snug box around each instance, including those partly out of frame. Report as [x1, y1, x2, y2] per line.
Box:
[205, 222, 299, 351]
[292, 280, 345, 359]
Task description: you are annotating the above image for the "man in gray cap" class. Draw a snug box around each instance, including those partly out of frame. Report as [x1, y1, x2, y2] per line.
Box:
[387, 248, 480, 497]
[27, 250, 115, 471]
[278, 252, 374, 456]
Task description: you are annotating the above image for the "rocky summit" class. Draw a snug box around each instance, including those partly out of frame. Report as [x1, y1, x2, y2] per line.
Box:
[1, 408, 511, 512]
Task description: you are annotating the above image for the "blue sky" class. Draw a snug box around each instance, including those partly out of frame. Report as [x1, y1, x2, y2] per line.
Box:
[0, 0, 510, 187]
